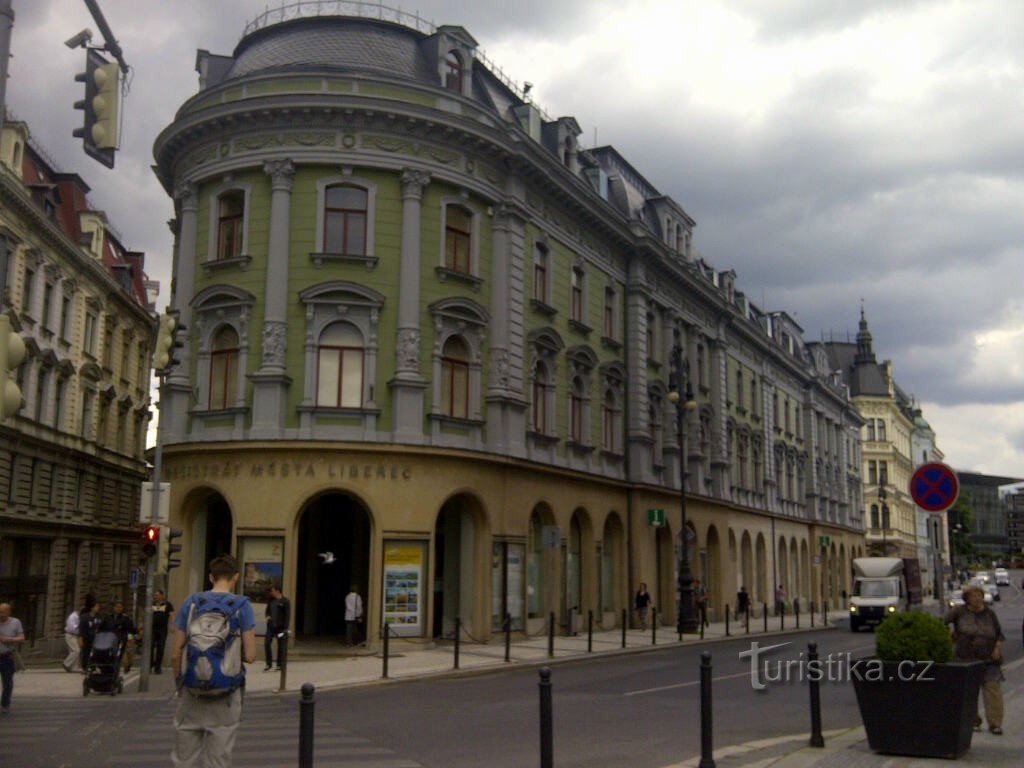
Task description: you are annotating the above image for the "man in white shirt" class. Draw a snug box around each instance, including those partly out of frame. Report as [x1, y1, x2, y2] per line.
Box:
[344, 586, 363, 647]
[0, 603, 26, 713]
[63, 608, 80, 672]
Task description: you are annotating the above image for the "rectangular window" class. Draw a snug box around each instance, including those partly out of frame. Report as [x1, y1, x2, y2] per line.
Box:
[97, 401, 109, 445]
[868, 460, 877, 485]
[103, 326, 114, 369]
[54, 378, 67, 431]
[877, 419, 887, 442]
[441, 358, 469, 419]
[42, 283, 54, 329]
[81, 390, 94, 438]
[645, 314, 655, 359]
[444, 206, 472, 273]
[209, 349, 238, 411]
[602, 404, 615, 452]
[570, 391, 584, 442]
[84, 311, 97, 356]
[60, 295, 72, 339]
[571, 268, 584, 322]
[217, 191, 245, 260]
[316, 347, 364, 408]
[34, 370, 47, 423]
[866, 421, 875, 441]
[21, 267, 34, 315]
[532, 244, 548, 303]
[121, 339, 132, 380]
[491, 541, 525, 632]
[879, 461, 888, 484]
[323, 185, 368, 256]
[532, 380, 547, 433]
[603, 288, 615, 338]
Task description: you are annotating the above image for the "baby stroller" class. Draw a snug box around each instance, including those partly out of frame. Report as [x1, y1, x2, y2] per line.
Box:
[83, 630, 124, 696]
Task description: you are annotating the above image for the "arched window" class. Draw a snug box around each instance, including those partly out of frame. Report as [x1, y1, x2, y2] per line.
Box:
[217, 191, 245, 261]
[323, 185, 368, 256]
[441, 335, 470, 419]
[316, 322, 364, 407]
[208, 325, 239, 411]
[444, 50, 463, 92]
[569, 377, 585, 443]
[444, 205, 472, 273]
[528, 510, 545, 618]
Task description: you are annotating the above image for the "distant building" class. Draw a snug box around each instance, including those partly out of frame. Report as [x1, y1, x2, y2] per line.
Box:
[0, 115, 156, 655]
[957, 472, 1024, 563]
[1006, 488, 1024, 559]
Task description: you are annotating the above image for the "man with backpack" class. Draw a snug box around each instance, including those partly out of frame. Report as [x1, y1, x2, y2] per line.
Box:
[171, 554, 256, 767]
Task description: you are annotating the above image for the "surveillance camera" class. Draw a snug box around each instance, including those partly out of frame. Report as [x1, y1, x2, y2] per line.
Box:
[64, 29, 93, 49]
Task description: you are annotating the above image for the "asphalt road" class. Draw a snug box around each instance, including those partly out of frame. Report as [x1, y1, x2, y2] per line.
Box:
[6, 577, 1023, 768]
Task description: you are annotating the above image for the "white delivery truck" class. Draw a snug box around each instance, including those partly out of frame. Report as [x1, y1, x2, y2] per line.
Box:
[848, 557, 919, 632]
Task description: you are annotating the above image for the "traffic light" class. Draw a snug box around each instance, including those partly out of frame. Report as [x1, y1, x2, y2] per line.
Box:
[153, 313, 178, 372]
[159, 526, 183, 573]
[72, 48, 119, 169]
[0, 314, 26, 421]
[141, 524, 160, 560]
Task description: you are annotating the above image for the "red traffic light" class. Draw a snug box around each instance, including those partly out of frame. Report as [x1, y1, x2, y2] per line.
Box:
[141, 525, 160, 559]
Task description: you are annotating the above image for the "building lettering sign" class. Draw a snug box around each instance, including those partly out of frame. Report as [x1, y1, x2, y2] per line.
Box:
[164, 460, 413, 483]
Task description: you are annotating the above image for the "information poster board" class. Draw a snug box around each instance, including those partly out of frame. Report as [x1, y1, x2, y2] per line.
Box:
[240, 537, 284, 631]
[382, 540, 426, 637]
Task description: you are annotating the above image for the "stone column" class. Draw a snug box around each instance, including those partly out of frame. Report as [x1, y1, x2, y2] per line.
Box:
[250, 159, 295, 437]
[389, 168, 430, 444]
[624, 256, 651, 482]
[165, 183, 198, 441]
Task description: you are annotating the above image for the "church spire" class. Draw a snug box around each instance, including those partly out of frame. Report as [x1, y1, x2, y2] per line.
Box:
[855, 305, 876, 364]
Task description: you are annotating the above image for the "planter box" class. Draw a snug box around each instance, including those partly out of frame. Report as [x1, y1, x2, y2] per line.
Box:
[851, 659, 985, 758]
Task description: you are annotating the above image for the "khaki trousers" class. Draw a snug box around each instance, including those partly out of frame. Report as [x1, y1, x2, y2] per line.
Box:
[981, 680, 1003, 728]
[172, 688, 243, 768]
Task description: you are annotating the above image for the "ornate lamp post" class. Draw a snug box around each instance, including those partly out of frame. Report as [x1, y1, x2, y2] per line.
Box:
[668, 343, 699, 634]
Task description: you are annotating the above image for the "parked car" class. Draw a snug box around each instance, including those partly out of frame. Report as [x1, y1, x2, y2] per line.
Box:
[968, 577, 999, 602]
[947, 588, 993, 609]
[994, 568, 1010, 586]
[973, 571, 991, 584]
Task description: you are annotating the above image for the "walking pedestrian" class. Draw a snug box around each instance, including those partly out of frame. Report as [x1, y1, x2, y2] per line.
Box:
[101, 601, 137, 673]
[344, 585, 364, 647]
[694, 580, 709, 626]
[150, 589, 175, 674]
[947, 584, 1004, 735]
[634, 582, 652, 630]
[78, 597, 103, 672]
[0, 602, 26, 714]
[774, 584, 787, 616]
[171, 554, 256, 767]
[263, 584, 290, 671]
[736, 586, 750, 619]
[63, 606, 81, 672]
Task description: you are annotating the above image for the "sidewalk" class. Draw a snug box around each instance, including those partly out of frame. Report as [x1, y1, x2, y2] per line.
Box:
[14, 611, 827, 700]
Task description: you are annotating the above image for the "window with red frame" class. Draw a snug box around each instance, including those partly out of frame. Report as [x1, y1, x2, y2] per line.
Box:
[323, 185, 368, 256]
[316, 322, 364, 407]
[444, 205, 472, 273]
[445, 50, 463, 92]
[217, 192, 244, 261]
[571, 268, 584, 322]
[569, 378, 585, 442]
[209, 325, 239, 411]
[441, 335, 470, 419]
[532, 364, 549, 433]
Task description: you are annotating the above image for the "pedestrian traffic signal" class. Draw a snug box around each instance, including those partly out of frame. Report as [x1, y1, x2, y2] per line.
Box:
[0, 314, 26, 421]
[72, 48, 119, 169]
[141, 524, 160, 560]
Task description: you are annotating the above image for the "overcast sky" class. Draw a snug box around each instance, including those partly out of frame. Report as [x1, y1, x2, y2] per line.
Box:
[6, 0, 1023, 478]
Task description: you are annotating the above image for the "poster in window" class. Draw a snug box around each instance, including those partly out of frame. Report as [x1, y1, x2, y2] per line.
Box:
[240, 537, 284, 624]
[382, 540, 425, 637]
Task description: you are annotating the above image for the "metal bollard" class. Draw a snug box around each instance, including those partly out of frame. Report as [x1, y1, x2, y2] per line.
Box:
[587, 610, 593, 653]
[810, 601, 815, 628]
[548, 611, 555, 658]
[299, 682, 315, 768]
[504, 613, 512, 663]
[795, 601, 800, 629]
[808, 642, 825, 747]
[621, 608, 627, 648]
[699, 652, 716, 768]
[763, 603, 768, 633]
[539, 667, 553, 768]
[454, 616, 461, 670]
[651, 607, 657, 645]
[381, 623, 390, 679]
[277, 629, 289, 693]
[725, 605, 730, 637]
[780, 602, 785, 631]
[745, 604, 750, 634]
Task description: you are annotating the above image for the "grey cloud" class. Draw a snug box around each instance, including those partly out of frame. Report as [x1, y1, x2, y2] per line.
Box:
[725, 0, 930, 40]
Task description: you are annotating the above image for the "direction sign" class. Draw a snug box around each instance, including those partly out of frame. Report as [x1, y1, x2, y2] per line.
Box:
[910, 462, 960, 512]
[128, 567, 140, 590]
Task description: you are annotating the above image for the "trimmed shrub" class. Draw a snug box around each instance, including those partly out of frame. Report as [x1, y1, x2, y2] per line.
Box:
[875, 610, 952, 663]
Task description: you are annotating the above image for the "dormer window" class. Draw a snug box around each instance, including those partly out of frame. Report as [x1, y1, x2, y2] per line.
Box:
[444, 50, 464, 93]
[563, 137, 573, 168]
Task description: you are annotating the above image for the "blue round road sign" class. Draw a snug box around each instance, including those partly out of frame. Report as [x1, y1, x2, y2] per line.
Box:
[909, 462, 959, 512]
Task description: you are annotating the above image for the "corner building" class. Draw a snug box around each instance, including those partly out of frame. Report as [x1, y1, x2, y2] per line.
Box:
[154, 6, 865, 645]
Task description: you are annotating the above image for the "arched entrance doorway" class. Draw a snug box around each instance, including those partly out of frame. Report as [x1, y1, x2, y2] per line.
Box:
[432, 494, 485, 639]
[184, 490, 233, 594]
[296, 493, 371, 637]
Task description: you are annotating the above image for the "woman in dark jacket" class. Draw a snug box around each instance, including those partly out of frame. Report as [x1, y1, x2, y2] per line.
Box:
[946, 584, 1004, 734]
[634, 583, 652, 631]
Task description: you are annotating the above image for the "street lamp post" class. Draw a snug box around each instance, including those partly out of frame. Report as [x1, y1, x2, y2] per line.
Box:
[668, 343, 699, 634]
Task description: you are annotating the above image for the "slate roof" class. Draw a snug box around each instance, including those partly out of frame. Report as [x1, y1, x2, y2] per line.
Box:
[227, 17, 436, 83]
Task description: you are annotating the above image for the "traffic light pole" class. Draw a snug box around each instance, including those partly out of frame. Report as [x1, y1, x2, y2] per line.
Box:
[138, 371, 165, 693]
